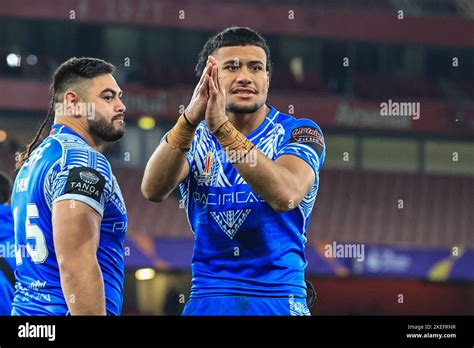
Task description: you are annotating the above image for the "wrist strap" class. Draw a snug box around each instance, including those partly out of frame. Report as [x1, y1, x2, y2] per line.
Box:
[183, 111, 198, 127]
[213, 121, 255, 163]
[165, 115, 197, 151]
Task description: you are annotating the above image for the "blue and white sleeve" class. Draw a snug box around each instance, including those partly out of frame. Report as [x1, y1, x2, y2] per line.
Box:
[275, 118, 326, 175]
[50, 148, 113, 217]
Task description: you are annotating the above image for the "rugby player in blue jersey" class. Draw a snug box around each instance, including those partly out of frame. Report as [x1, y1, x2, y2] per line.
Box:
[0, 172, 15, 315]
[142, 27, 325, 315]
[11, 57, 127, 315]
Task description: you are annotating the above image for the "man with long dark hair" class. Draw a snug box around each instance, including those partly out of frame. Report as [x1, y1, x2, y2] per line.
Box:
[11, 57, 128, 315]
[142, 27, 325, 315]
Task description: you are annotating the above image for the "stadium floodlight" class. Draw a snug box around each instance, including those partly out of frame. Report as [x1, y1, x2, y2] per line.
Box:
[135, 268, 156, 280]
[138, 116, 156, 130]
[6, 53, 21, 67]
[26, 54, 38, 65]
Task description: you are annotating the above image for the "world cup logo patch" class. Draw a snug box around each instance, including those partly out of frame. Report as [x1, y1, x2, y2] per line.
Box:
[198, 151, 214, 185]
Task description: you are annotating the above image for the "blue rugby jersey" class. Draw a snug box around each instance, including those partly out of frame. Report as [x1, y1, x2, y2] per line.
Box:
[0, 203, 15, 314]
[179, 106, 325, 298]
[10, 124, 127, 315]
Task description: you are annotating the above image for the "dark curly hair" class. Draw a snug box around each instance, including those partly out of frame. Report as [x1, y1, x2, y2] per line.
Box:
[195, 27, 272, 77]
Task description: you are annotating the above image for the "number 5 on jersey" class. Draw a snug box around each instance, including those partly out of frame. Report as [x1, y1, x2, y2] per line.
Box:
[14, 204, 49, 265]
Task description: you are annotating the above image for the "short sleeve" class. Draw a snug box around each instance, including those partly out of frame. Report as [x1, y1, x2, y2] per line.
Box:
[275, 118, 326, 175]
[50, 148, 113, 217]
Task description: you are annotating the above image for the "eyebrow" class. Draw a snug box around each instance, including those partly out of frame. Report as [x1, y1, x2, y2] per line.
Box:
[222, 59, 265, 66]
[100, 88, 123, 97]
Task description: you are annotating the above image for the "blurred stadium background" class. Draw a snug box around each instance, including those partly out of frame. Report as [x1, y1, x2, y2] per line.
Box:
[0, 0, 472, 315]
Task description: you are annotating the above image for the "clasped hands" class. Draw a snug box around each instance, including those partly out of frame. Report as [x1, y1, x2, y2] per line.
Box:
[184, 56, 228, 132]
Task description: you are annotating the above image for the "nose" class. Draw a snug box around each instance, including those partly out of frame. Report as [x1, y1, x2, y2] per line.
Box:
[116, 98, 126, 114]
[236, 67, 252, 85]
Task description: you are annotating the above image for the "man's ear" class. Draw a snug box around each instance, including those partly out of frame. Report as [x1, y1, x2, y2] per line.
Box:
[64, 90, 81, 117]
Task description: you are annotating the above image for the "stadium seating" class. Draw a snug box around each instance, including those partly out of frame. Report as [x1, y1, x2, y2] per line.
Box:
[312, 169, 473, 248]
[354, 74, 443, 100]
[112, 166, 473, 248]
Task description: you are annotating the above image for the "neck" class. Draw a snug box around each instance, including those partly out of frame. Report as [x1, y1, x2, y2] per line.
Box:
[54, 116, 104, 151]
[227, 104, 269, 136]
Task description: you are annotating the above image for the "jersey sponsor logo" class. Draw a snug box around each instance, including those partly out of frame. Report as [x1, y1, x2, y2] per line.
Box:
[79, 171, 100, 185]
[210, 209, 251, 239]
[16, 282, 52, 303]
[290, 126, 325, 156]
[64, 167, 105, 203]
[28, 280, 47, 290]
[192, 190, 265, 206]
